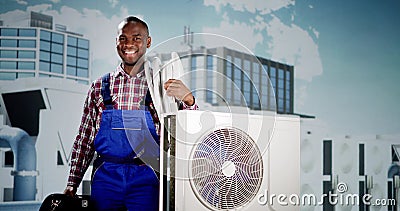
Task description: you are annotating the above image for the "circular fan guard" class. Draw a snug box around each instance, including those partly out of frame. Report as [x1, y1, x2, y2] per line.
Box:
[189, 127, 263, 210]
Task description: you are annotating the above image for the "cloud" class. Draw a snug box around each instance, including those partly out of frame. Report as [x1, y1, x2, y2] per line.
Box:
[202, 13, 263, 54]
[295, 83, 308, 108]
[108, 0, 119, 8]
[27, 4, 52, 13]
[16, 0, 28, 5]
[0, 9, 30, 27]
[203, 0, 323, 82]
[204, 0, 294, 14]
[266, 15, 323, 81]
[49, 0, 61, 3]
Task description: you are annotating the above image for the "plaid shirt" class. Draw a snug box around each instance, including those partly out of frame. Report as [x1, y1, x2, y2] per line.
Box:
[67, 64, 198, 187]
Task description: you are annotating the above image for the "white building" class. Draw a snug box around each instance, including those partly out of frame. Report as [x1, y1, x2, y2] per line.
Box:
[0, 77, 92, 209]
[301, 118, 400, 211]
[0, 11, 90, 84]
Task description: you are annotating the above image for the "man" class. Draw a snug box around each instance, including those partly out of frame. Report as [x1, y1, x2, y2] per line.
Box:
[64, 16, 197, 210]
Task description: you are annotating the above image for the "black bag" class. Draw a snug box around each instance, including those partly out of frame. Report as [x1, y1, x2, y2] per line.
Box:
[39, 193, 94, 211]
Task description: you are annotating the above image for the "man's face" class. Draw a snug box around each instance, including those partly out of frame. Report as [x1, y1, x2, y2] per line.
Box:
[116, 21, 151, 66]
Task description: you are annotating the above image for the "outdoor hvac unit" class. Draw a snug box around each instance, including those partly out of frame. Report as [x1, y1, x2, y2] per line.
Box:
[159, 110, 300, 211]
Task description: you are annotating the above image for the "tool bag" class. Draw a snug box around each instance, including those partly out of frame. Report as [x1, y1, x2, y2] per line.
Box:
[39, 193, 93, 211]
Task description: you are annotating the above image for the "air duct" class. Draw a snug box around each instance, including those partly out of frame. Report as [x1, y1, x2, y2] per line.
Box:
[0, 125, 37, 201]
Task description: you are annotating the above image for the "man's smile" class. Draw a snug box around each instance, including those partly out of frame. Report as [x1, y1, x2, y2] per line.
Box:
[123, 50, 138, 55]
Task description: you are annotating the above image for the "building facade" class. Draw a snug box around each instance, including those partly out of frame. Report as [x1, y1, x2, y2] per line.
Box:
[0, 12, 90, 84]
[157, 46, 294, 114]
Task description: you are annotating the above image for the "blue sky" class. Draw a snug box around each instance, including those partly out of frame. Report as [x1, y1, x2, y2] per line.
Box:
[1, 0, 399, 137]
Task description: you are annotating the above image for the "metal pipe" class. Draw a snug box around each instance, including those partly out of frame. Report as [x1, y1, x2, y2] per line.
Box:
[0, 125, 37, 201]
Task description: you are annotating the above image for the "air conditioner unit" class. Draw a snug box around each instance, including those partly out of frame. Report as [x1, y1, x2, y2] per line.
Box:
[159, 110, 300, 211]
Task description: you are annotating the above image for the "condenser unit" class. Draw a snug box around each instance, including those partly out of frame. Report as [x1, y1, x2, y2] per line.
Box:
[159, 110, 300, 211]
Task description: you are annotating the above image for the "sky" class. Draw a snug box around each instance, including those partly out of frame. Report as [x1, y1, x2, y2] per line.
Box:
[0, 0, 399, 137]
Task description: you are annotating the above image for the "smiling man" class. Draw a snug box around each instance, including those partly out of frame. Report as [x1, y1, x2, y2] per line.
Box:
[116, 17, 151, 76]
[63, 16, 198, 210]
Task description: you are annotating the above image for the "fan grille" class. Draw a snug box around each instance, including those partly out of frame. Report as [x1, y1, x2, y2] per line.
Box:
[189, 127, 263, 210]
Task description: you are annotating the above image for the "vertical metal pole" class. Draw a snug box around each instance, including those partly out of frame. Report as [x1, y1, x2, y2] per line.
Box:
[169, 115, 176, 210]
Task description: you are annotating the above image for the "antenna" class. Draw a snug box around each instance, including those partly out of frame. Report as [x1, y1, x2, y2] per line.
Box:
[183, 25, 193, 51]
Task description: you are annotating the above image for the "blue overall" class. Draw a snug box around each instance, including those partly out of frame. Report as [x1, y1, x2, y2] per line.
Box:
[91, 73, 160, 211]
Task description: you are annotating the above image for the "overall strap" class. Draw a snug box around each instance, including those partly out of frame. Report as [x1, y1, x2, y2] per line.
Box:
[101, 72, 153, 110]
[144, 89, 152, 109]
[101, 73, 113, 110]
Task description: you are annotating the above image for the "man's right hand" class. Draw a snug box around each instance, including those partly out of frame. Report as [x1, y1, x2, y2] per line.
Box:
[63, 186, 77, 197]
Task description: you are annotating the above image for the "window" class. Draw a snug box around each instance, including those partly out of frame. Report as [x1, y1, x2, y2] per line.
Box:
[3, 150, 14, 167]
[0, 61, 17, 69]
[39, 51, 50, 62]
[18, 61, 35, 70]
[64, 37, 89, 79]
[77, 48, 89, 59]
[0, 72, 16, 80]
[77, 58, 88, 68]
[40, 30, 51, 41]
[225, 55, 232, 103]
[40, 40, 51, 51]
[1, 28, 17, 36]
[18, 39, 36, 48]
[359, 144, 365, 176]
[51, 43, 63, 54]
[51, 53, 63, 64]
[277, 68, 285, 102]
[67, 56, 77, 66]
[1, 39, 18, 47]
[252, 62, 260, 110]
[67, 66, 76, 76]
[39, 61, 50, 72]
[67, 36, 77, 46]
[51, 63, 63, 74]
[67, 46, 77, 56]
[278, 98, 284, 112]
[206, 55, 214, 104]
[285, 70, 291, 112]
[51, 32, 64, 44]
[285, 98, 291, 112]
[243, 60, 251, 106]
[0, 50, 17, 58]
[323, 140, 332, 175]
[233, 57, 242, 106]
[262, 64, 270, 110]
[77, 68, 88, 77]
[190, 56, 196, 90]
[40, 51, 50, 61]
[269, 66, 276, 89]
[18, 50, 35, 59]
[78, 38, 89, 49]
[39, 31, 65, 74]
[19, 29, 36, 37]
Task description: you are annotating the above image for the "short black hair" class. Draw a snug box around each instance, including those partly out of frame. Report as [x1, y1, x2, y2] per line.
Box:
[118, 16, 150, 35]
